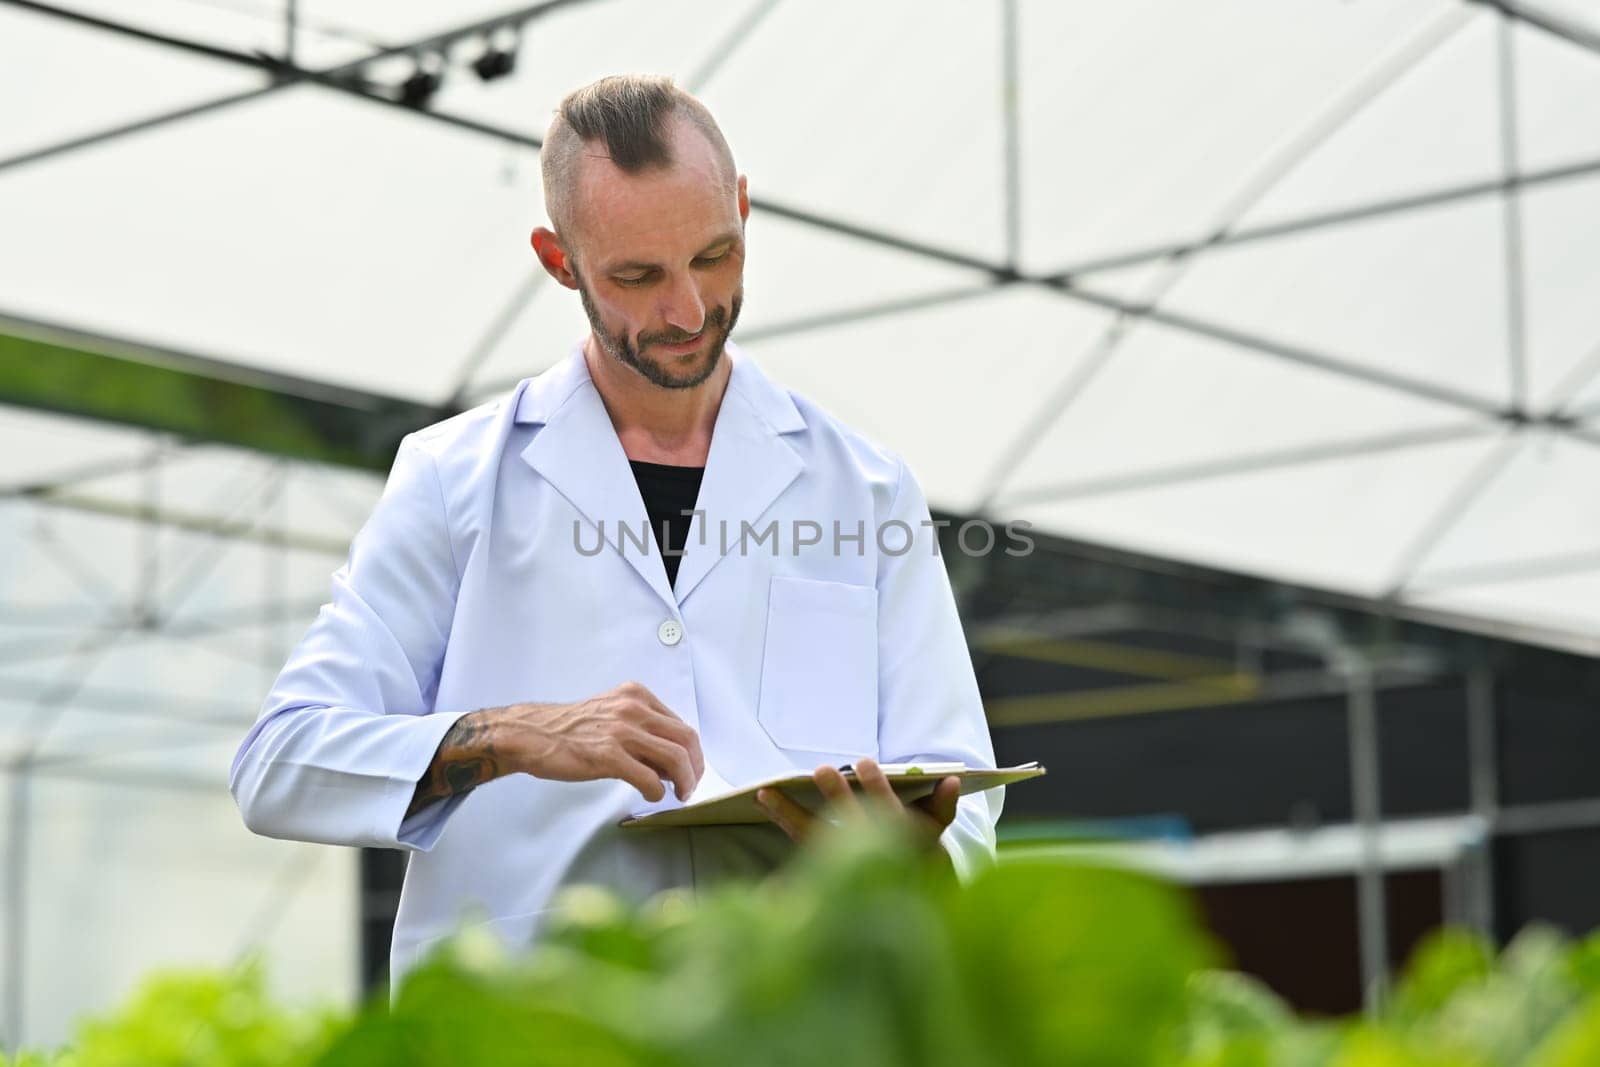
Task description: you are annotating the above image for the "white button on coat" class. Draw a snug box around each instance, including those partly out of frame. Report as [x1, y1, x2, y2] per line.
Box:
[228, 342, 1002, 993]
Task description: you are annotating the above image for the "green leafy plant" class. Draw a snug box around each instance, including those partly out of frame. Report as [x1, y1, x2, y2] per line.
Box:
[6, 824, 1599, 1067]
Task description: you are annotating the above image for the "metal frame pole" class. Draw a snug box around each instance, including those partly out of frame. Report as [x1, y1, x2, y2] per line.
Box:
[1347, 659, 1390, 1013]
[2, 772, 28, 1055]
[1465, 666, 1501, 938]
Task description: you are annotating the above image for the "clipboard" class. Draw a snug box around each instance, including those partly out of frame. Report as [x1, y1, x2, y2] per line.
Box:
[619, 761, 1045, 829]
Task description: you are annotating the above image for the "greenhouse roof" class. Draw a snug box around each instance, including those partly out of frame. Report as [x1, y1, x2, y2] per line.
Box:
[5, 0, 1600, 649]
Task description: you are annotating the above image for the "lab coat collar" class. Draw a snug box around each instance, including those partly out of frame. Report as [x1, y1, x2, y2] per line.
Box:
[516, 340, 806, 609]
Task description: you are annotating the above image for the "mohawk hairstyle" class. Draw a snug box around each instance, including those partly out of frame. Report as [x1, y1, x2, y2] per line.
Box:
[541, 74, 737, 244]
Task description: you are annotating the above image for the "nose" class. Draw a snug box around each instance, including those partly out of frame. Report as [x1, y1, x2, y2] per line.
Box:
[661, 276, 706, 337]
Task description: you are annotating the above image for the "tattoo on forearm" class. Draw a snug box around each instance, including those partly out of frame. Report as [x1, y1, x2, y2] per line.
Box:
[406, 712, 503, 819]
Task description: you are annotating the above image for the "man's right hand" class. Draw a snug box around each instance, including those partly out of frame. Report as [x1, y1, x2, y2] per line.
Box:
[406, 681, 703, 820]
[500, 681, 704, 802]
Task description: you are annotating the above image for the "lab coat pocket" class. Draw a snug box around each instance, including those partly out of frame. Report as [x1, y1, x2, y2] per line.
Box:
[756, 575, 878, 759]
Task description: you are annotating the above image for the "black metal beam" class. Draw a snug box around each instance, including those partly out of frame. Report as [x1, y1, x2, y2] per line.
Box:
[1496, 12, 1530, 410]
[1045, 279, 1511, 418]
[996, 424, 1496, 507]
[4, 0, 266, 65]
[733, 285, 1001, 344]
[750, 197, 1013, 278]
[1470, 0, 1600, 60]
[1042, 154, 1600, 283]
[0, 88, 282, 174]
[0, 0, 596, 175]
[8, 0, 1600, 535]
[1000, 0, 1021, 269]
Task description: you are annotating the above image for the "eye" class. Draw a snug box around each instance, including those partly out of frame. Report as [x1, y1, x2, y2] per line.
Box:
[694, 251, 729, 268]
[613, 272, 653, 288]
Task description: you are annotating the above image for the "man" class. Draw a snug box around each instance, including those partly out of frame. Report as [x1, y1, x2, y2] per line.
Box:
[230, 74, 1001, 988]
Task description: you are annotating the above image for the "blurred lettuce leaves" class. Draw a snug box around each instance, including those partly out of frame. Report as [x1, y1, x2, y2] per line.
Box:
[5, 822, 1599, 1067]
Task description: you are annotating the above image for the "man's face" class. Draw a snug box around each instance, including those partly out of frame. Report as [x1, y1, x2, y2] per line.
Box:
[566, 123, 746, 390]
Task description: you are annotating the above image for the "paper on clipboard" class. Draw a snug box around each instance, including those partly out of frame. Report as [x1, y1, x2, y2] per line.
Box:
[620, 761, 1046, 829]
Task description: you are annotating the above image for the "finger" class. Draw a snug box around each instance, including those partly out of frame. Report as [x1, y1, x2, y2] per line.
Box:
[624, 689, 705, 781]
[813, 765, 862, 817]
[611, 751, 667, 803]
[757, 787, 815, 842]
[853, 758, 899, 808]
[625, 729, 698, 801]
[913, 776, 962, 831]
[637, 712, 705, 780]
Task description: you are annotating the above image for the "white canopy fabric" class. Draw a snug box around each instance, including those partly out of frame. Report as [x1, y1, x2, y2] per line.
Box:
[4, 0, 1600, 643]
[7, 0, 1600, 645]
[4, 0, 1600, 1046]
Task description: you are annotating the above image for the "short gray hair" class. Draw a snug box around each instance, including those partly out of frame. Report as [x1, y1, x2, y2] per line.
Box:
[541, 74, 737, 246]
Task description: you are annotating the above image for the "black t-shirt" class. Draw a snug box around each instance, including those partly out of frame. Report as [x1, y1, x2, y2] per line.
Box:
[628, 459, 705, 589]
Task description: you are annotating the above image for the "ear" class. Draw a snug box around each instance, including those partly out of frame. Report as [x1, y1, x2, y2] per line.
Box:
[530, 227, 579, 290]
[736, 174, 749, 223]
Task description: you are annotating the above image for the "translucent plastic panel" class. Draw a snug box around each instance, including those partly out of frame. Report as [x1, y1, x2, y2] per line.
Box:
[2, 474, 345, 646]
[0, 552, 335, 709]
[0, 623, 266, 710]
[1240, 10, 1498, 227]
[0, 87, 544, 402]
[1521, 174, 1600, 407]
[461, 277, 592, 401]
[0, 702, 33, 762]
[0, 8, 261, 160]
[57, 446, 377, 550]
[64, 447, 283, 526]
[0, 674, 245, 743]
[0, 500, 147, 610]
[22, 778, 355, 1047]
[744, 287, 1116, 512]
[1014, 434, 1502, 598]
[36, 729, 245, 784]
[995, 318, 1489, 502]
[125, 528, 345, 634]
[1576, 374, 1600, 414]
[282, 461, 384, 543]
[1515, 22, 1600, 172]
[1409, 569, 1600, 653]
[26, 707, 240, 777]
[1016, 0, 1455, 271]
[0, 406, 155, 491]
[1152, 197, 1511, 404]
[700, 0, 1007, 264]
[0, 777, 9, 1021]
[1407, 432, 1600, 582]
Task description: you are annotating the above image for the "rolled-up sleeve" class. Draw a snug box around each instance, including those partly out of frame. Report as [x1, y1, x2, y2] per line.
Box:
[874, 460, 1002, 880]
[230, 435, 472, 851]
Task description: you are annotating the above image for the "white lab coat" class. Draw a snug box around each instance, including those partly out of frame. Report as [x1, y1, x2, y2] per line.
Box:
[230, 340, 1001, 986]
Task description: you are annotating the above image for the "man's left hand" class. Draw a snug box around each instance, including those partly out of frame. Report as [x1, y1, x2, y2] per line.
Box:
[754, 757, 960, 853]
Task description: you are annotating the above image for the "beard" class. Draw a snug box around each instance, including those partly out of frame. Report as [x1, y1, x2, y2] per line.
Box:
[577, 277, 743, 390]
